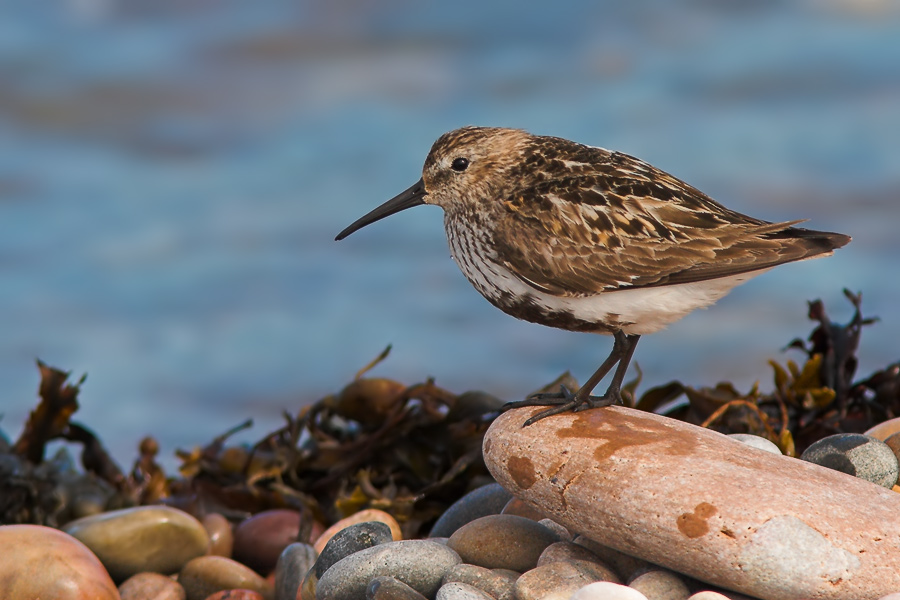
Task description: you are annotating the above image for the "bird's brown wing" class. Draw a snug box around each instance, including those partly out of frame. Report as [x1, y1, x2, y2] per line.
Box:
[492, 154, 849, 297]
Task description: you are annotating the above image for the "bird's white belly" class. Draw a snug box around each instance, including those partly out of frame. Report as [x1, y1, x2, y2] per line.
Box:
[445, 219, 767, 335]
[452, 246, 765, 336]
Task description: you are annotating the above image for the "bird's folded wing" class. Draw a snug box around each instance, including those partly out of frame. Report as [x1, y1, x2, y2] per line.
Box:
[493, 180, 833, 296]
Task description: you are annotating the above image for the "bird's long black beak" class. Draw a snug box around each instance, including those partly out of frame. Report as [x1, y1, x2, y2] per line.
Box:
[335, 178, 427, 241]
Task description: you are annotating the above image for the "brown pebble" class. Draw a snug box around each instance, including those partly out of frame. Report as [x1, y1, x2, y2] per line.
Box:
[63, 505, 209, 582]
[120, 572, 186, 600]
[447, 514, 559, 572]
[178, 556, 272, 600]
[203, 590, 264, 600]
[500, 497, 546, 520]
[233, 510, 303, 575]
[574, 536, 650, 581]
[203, 514, 234, 558]
[629, 569, 690, 600]
[538, 541, 614, 574]
[441, 563, 516, 600]
[514, 561, 618, 600]
[0, 524, 119, 600]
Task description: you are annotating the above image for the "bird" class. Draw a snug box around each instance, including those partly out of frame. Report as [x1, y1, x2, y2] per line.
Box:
[335, 126, 851, 425]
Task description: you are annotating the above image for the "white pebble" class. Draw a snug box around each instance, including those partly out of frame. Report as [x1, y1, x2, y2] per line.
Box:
[727, 434, 782, 454]
[571, 581, 649, 600]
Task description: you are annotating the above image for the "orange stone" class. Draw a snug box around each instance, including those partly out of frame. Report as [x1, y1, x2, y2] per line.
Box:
[485, 406, 900, 600]
[0, 524, 119, 599]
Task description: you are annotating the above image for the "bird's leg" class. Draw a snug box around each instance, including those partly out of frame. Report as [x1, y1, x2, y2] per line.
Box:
[502, 331, 641, 426]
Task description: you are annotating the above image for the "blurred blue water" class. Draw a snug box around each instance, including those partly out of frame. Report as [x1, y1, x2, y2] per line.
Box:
[1, 0, 898, 467]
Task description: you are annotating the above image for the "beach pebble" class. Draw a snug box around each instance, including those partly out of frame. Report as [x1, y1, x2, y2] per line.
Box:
[429, 482, 512, 537]
[573, 537, 649, 581]
[628, 570, 690, 600]
[800, 433, 899, 487]
[441, 563, 516, 600]
[878, 594, 900, 600]
[315, 521, 393, 578]
[203, 591, 265, 600]
[233, 509, 304, 575]
[865, 417, 900, 441]
[447, 514, 559, 571]
[515, 560, 619, 600]
[727, 434, 782, 455]
[537, 541, 612, 571]
[316, 540, 460, 600]
[274, 543, 317, 600]
[0, 524, 119, 600]
[436, 581, 495, 600]
[486, 406, 900, 599]
[686, 593, 732, 599]
[313, 509, 402, 554]
[366, 576, 429, 600]
[500, 497, 546, 520]
[178, 556, 272, 600]
[119, 572, 186, 600]
[203, 513, 234, 558]
[571, 581, 650, 600]
[63, 505, 209, 582]
[537, 518, 572, 540]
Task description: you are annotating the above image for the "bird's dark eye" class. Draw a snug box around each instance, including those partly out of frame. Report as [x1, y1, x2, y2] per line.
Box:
[450, 157, 469, 172]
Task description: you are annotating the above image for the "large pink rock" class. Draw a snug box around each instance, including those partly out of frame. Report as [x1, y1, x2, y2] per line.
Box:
[0, 524, 120, 599]
[484, 406, 900, 600]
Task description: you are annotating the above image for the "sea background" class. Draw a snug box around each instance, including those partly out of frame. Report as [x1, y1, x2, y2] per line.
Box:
[1, 0, 898, 468]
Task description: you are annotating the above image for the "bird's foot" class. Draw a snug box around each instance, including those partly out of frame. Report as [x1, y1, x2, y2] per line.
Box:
[502, 386, 622, 426]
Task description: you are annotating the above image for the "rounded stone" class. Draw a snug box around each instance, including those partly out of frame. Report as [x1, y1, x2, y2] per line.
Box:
[203, 513, 234, 558]
[429, 482, 513, 537]
[500, 497, 546, 520]
[447, 514, 559, 571]
[800, 433, 899, 487]
[573, 537, 649, 581]
[316, 540, 461, 600]
[367, 576, 429, 600]
[315, 521, 393, 578]
[727, 434, 782, 455]
[436, 581, 495, 600]
[486, 407, 900, 600]
[233, 509, 303, 575]
[441, 563, 516, 600]
[865, 417, 900, 441]
[274, 542, 317, 600]
[63, 505, 209, 582]
[537, 541, 614, 574]
[178, 555, 271, 600]
[538, 518, 572, 540]
[629, 570, 690, 600]
[686, 593, 731, 600]
[204, 591, 265, 600]
[515, 561, 620, 600]
[119, 572, 186, 600]
[0, 524, 119, 600]
[313, 509, 401, 554]
[572, 582, 650, 600]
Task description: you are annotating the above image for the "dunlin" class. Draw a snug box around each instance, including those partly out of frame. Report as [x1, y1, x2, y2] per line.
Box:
[336, 127, 850, 425]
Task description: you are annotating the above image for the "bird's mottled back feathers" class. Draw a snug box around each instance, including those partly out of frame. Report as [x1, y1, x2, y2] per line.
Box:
[482, 134, 850, 296]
